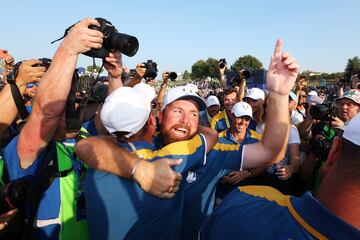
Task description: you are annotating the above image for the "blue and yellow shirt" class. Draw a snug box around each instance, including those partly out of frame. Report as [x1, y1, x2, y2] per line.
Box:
[181, 131, 246, 240]
[85, 134, 207, 240]
[210, 110, 231, 133]
[200, 186, 360, 239]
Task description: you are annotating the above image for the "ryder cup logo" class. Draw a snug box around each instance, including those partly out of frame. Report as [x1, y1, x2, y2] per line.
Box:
[186, 171, 197, 183]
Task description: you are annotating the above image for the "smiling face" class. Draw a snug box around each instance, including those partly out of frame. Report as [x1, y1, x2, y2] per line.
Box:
[159, 99, 199, 145]
[232, 115, 251, 135]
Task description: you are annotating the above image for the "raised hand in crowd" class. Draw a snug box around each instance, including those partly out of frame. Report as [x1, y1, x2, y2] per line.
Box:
[156, 71, 171, 111]
[103, 51, 122, 94]
[266, 39, 299, 95]
[0, 59, 47, 135]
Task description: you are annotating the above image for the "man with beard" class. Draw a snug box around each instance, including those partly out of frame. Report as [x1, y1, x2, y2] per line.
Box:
[77, 39, 299, 239]
[210, 88, 238, 132]
[77, 84, 218, 240]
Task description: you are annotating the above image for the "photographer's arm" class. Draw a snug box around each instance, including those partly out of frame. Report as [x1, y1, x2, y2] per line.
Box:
[104, 51, 123, 95]
[18, 18, 103, 169]
[156, 72, 169, 111]
[0, 59, 45, 135]
[219, 64, 227, 90]
[243, 39, 299, 169]
[75, 136, 183, 198]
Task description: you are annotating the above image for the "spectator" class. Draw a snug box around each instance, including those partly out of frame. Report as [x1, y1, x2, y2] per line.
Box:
[199, 95, 221, 127]
[335, 89, 360, 123]
[243, 87, 266, 133]
[210, 88, 238, 132]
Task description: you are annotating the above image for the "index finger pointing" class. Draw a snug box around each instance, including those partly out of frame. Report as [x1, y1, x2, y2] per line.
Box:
[273, 38, 283, 57]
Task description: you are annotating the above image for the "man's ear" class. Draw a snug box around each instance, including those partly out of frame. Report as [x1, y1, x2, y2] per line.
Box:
[148, 112, 156, 127]
[158, 111, 164, 124]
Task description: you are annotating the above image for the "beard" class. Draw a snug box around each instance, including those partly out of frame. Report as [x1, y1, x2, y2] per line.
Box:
[160, 123, 196, 145]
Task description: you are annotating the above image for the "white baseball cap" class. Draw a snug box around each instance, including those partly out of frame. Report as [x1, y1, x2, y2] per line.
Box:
[308, 90, 318, 96]
[161, 85, 206, 111]
[343, 112, 360, 147]
[100, 83, 155, 136]
[205, 95, 220, 108]
[231, 102, 253, 118]
[244, 88, 265, 101]
[185, 83, 199, 93]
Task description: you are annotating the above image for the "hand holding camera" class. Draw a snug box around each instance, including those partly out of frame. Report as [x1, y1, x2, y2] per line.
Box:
[13, 59, 49, 87]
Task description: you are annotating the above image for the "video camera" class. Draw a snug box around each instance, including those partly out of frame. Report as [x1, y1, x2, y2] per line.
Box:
[143, 60, 158, 81]
[168, 72, 177, 81]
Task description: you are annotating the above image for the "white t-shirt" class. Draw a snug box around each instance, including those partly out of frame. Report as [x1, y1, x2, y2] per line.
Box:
[267, 125, 301, 174]
[291, 109, 304, 126]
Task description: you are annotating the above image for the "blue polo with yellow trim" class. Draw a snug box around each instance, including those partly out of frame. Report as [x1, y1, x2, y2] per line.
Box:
[181, 131, 246, 240]
[210, 110, 231, 132]
[85, 134, 207, 240]
[200, 186, 360, 239]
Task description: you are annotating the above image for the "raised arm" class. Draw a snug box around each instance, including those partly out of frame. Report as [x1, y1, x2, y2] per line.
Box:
[243, 39, 299, 168]
[75, 136, 183, 198]
[18, 18, 103, 168]
[0, 59, 46, 135]
[197, 125, 218, 152]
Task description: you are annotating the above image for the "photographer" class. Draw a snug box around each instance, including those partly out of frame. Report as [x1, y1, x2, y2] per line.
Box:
[2, 18, 114, 240]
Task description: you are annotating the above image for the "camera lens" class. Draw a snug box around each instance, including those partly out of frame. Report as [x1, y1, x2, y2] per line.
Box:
[108, 32, 139, 57]
[169, 72, 177, 81]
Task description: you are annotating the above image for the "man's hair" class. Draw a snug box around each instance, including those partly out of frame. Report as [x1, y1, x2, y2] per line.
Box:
[223, 88, 237, 97]
[113, 123, 148, 143]
[334, 138, 360, 181]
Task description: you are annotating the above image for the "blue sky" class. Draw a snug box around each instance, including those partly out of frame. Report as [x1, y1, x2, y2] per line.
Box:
[2, 0, 359, 75]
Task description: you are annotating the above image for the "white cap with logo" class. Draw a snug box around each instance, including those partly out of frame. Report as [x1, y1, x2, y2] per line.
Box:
[162, 85, 206, 111]
[244, 88, 265, 101]
[205, 95, 220, 108]
[100, 83, 155, 136]
[231, 102, 253, 118]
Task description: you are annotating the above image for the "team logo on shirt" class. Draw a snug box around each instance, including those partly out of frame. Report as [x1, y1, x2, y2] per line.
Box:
[186, 171, 197, 183]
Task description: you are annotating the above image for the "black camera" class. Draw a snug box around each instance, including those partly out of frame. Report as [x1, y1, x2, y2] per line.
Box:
[35, 58, 52, 68]
[83, 17, 139, 58]
[143, 60, 158, 81]
[219, 58, 227, 69]
[168, 72, 177, 81]
[309, 103, 336, 121]
[0, 179, 31, 215]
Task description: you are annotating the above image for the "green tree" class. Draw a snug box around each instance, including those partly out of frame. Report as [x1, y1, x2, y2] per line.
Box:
[191, 58, 220, 80]
[86, 65, 104, 74]
[182, 70, 191, 80]
[344, 56, 360, 79]
[231, 55, 263, 72]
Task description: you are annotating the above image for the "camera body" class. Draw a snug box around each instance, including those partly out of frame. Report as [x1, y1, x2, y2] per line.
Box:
[219, 58, 227, 69]
[143, 60, 158, 80]
[309, 103, 336, 121]
[84, 18, 139, 58]
[0, 179, 31, 215]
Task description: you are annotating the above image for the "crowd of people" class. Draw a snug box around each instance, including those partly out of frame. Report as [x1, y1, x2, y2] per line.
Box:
[0, 17, 359, 240]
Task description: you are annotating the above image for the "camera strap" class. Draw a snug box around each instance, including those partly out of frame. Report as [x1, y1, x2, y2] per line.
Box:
[6, 74, 29, 120]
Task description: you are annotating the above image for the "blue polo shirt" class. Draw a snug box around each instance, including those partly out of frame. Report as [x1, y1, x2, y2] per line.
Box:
[181, 131, 246, 240]
[85, 134, 207, 240]
[210, 110, 231, 132]
[200, 186, 360, 239]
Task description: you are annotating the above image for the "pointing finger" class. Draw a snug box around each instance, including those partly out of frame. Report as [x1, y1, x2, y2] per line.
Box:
[273, 38, 282, 58]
